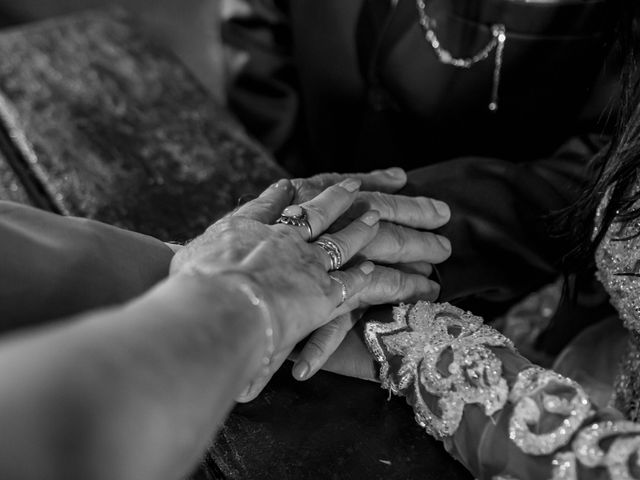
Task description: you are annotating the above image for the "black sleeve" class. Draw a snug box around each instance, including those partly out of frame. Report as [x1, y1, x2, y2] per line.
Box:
[402, 134, 607, 316]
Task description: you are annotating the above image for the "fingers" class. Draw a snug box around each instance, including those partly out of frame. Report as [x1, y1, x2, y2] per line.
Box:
[346, 265, 440, 309]
[291, 263, 440, 382]
[325, 262, 374, 310]
[234, 264, 376, 400]
[292, 168, 407, 203]
[234, 179, 294, 223]
[313, 210, 380, 270]
[292, 312, 359, 381]
[350, 168, 407, 193]
[279, 178, 362, 240]
[392, 261, 434, 278]
[357, 192, 450, 229]
[299, 178, 362, 238]
[318, 329, 378, 382]
[359, 223, 451, 264]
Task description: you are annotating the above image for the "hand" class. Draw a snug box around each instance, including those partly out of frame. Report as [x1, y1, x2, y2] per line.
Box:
[171, 178, 401, 401]
[171, 178, 375, 348]
[289, 307, 393, 383]
[289, 169, 452, 380]
[291, 168, 452, 268]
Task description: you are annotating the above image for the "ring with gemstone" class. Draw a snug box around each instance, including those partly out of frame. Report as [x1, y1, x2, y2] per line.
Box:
[316, 237, 343, 271]
[276, 204, 313, 239]
[329, 274, 348, 306]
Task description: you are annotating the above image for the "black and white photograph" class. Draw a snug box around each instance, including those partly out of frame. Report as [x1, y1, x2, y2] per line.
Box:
[0, 0, 632, 479]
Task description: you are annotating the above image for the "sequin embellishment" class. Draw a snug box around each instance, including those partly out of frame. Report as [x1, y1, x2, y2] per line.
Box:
[508, 367, 593, 455]
[365, 301, 513, 438]
[594, 187, 640, 419]
[548, 421, 640, 480]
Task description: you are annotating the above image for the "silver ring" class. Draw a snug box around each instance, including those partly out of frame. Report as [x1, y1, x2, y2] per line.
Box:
[276, 205, 313, 239]
[329, 274, 347, 306]
[316, 237, 343, 271]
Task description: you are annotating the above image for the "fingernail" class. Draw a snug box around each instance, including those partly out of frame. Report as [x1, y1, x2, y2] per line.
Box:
[293, 361, 310, 380]
[359, 261, 375, 275]
[240, 383, 252, 398]
[437, 235, 451, 252]
[361, 210, 380, 226]
[339, 178, 361, 193]
[385, 167, 405, 179]
[433, 200, 450, 218]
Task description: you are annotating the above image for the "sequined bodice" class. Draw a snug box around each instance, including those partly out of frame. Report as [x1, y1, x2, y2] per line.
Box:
[594, 190, 640, 332]
[594, 188, 640, 419]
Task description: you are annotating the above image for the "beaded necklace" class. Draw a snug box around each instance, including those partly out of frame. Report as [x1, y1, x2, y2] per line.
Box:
[415, 0, 506, 111]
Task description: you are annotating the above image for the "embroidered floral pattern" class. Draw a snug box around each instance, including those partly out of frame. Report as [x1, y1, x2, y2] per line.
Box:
[509, 367, 593, 455]
[365, 301, 513, 438]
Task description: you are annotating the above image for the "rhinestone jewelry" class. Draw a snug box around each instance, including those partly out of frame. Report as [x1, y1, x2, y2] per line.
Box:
[276, 204, 313, 239]
[550, 452, 577, 480]
[508, 367, 593, 456]
[415, 0, 506, 111]
[594, 185, 640, 419]
[365, 301, 513, 438]
[316, 237, 343, 271]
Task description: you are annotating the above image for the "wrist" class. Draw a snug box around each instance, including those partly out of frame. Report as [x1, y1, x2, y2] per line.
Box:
[179, 264, 279, 378]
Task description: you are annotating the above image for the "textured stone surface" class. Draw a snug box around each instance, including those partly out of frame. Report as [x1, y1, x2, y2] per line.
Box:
[0, 8, 284, 242]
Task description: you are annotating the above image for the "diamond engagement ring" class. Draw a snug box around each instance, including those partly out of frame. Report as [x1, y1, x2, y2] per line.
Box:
[316, 237, 343, 271]
[329, 274, 348, 306]
[276, 205, 313, 239]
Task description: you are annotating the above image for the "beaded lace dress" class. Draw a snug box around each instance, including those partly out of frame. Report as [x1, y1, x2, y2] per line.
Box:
[595, 189, 640, 423]
[364, 190, 640, 480]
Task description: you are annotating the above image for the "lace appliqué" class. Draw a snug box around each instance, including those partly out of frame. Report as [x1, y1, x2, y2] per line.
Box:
[550, 421, 640, 480]
[365, 301, 513, 438]
[509, 367, 593, 456]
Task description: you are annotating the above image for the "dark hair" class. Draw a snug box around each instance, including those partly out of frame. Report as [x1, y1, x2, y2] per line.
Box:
[561, 0, 640, 271]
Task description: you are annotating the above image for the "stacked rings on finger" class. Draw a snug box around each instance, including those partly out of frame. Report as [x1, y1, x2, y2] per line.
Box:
[329, 274, 348, 307]
[276, 205, 313, 239]
[316, 237, 343, 271]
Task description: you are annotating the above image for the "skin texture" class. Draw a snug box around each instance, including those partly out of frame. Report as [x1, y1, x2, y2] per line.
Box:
[173, 172, 451, 402]
[287, 169, 452, 382]
[0, 177, 438, 480]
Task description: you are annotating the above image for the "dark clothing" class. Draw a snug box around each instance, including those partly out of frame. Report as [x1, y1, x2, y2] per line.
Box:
[223, 0, 618, 316]
[224, 0, 618, 174]
[0, 201, 173, 333]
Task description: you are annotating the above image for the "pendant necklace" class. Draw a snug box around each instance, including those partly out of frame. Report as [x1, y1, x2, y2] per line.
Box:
[415, 0, 506, 112]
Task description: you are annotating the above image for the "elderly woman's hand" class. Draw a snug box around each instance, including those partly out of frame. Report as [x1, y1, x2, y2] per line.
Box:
[288, 169, 451, 381]
[171, 177, 440, 402]
[291, 168, 451, 271]
[170, 179, 373, 350]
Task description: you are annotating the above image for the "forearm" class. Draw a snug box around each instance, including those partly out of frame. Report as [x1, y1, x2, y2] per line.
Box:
[366, 302, 633, 480]
[0, 201, 174, 331]
[0, 271, 267, 480]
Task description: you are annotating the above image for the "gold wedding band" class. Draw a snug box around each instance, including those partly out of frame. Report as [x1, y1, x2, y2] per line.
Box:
[329, 274, 348, 307]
